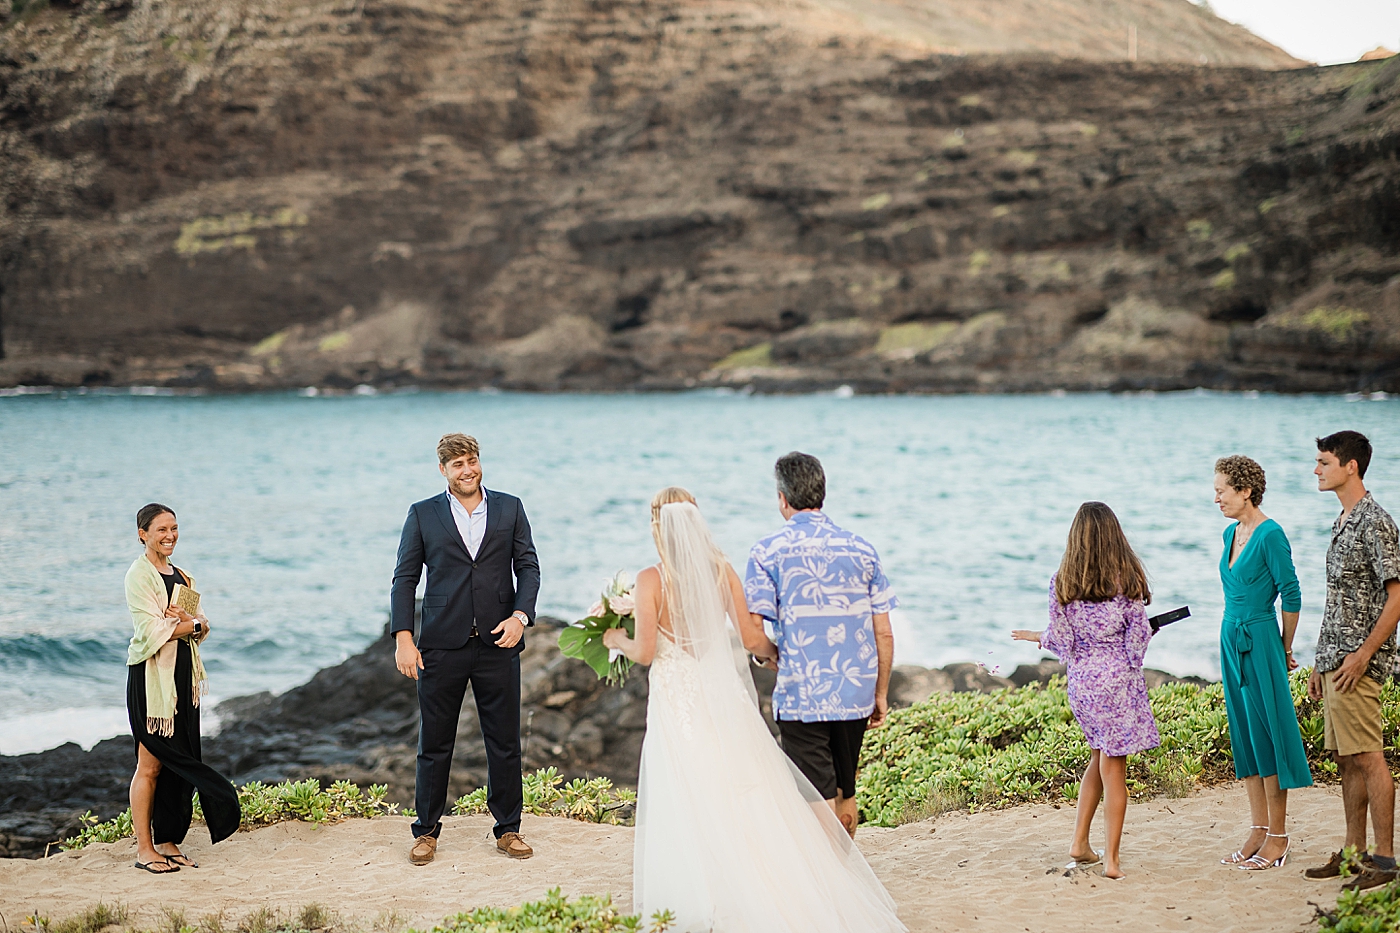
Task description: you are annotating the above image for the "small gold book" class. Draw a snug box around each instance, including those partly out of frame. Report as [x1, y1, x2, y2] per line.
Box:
[170, 583, 201, 618]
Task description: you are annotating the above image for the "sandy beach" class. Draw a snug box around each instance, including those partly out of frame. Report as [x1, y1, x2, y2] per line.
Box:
[0, 782, 1350, 932]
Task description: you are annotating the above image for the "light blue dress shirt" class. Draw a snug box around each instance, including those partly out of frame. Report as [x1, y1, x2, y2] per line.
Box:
[744, 511, 898, 722]
[447, 488, 488, 558]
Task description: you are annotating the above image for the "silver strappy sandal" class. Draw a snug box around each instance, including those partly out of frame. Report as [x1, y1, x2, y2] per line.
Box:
[1221, 825, 1268, 865]
[1239, 833, 1290, 871]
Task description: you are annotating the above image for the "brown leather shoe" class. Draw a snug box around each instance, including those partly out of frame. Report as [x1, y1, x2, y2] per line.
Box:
[1306, 849, 1373, 880]
[1342, 865, 1397, 891]
[1305, 849, 1346, 879]
[410, 834, 437, 866]
[496, 831, 532, 859]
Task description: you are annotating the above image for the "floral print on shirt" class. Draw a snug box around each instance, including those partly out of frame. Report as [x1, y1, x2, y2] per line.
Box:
[1316, 493, 1400, 682]
[745, 512, 897, 722]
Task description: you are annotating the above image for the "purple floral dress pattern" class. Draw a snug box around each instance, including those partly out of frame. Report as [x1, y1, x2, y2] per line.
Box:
[1040, 576, 1161, 757]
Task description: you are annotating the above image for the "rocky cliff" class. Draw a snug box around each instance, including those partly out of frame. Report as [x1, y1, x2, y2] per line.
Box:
[2, 0, 1397, 393]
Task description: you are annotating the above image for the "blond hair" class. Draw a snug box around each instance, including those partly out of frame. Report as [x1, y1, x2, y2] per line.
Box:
[437, 433, 480, 465]
[648, 487, 733, 638]
[651, 486, 698, 555]
[1055, 502, 1151, 605]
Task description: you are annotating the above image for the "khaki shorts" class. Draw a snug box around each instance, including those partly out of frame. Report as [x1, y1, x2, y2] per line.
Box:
[1322, 671, 1385, 756]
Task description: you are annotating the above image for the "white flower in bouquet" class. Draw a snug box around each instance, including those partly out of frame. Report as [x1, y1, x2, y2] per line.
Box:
[605, 570, 633, 599]
[558, 571, 639, 686]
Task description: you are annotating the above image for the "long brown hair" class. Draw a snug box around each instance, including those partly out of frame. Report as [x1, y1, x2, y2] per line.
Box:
[1054, 502, 1151, 605]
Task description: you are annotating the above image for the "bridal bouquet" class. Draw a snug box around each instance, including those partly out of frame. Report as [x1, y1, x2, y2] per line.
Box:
[558, 571, 637, 686]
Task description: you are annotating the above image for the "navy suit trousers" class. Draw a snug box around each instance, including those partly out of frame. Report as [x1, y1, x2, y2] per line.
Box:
[411, 639, 522, 840]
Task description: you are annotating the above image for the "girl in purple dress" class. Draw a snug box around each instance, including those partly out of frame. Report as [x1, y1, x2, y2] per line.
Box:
[1013, 502, 1160, 880]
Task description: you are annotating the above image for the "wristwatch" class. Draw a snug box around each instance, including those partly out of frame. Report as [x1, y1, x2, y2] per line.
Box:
[192, 620, 203, 637]
[511, 610, 529, 626]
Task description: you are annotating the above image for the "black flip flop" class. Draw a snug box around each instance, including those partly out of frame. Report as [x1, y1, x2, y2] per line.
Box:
[163, 853, 199, 868]
[134, 859, 179, 874]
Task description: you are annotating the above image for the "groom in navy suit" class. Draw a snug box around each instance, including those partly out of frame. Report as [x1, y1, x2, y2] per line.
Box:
[391, 433, 540, 865]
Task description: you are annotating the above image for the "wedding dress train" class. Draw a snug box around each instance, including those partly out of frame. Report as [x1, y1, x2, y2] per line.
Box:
[633, 504, 905, 932]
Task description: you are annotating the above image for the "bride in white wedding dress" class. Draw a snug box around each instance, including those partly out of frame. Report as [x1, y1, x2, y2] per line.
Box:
[602, 487, 906, 933]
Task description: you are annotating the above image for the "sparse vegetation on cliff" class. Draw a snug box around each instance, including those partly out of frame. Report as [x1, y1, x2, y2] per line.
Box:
[1, 0, 1395, 393]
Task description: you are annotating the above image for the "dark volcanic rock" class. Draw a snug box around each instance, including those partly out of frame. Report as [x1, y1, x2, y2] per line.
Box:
[0, 620, 1206, 858]
[1009, 657, 1210, 690]
[1009, 659, 1070, 688]
[0, 1, 1396, 394]
[888, 664, 955, 706]
[942, 662, 1016, 693]
[0, 740, 132, 857]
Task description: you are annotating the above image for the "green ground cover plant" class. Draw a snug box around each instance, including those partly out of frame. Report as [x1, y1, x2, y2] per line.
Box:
[859, 669, 1400, 928]
[857, 669, 1400, 827]
[25, 902, 129, 933]
[417, 889, 674, 933]
[1316, 875, 1400, 932]
[25, 897, 673, 933]
[857, 677, 1228, 826]
[25, 903, 402, 933]
[61, 779, 397, 850]
[451, 767, 635, 823]
[61, 770, 636, 851]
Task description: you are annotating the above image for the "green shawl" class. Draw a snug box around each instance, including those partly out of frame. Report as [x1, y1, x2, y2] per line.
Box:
[125, 553, 208, 738]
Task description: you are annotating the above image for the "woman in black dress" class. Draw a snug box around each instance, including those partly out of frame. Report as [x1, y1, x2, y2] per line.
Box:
[125, 503, 240, 873]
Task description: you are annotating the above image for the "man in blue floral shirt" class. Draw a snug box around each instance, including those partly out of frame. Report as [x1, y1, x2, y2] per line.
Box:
[745, 452, 897, 836]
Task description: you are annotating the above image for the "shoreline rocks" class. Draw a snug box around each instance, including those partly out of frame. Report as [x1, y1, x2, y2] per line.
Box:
[0, 620, 1204, 859]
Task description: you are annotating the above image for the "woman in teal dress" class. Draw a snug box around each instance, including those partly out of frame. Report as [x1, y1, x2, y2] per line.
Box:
[1213, 455, 1312, 872]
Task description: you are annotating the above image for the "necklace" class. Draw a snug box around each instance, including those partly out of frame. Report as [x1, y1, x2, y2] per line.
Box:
[1232, 518, 1262, 561]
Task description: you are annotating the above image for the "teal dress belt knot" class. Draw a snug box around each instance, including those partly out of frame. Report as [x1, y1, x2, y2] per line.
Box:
[1224, 613, 1281, 688]
[1217, 519, 1312, 790]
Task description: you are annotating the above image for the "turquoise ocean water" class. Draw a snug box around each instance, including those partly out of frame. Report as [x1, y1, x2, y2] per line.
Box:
[0, 388, 1395, 754]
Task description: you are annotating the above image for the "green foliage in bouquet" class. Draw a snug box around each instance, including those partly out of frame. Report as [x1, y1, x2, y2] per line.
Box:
[858, 668, 1400, 828]
[61, 779, 397, 850]
[559, 572, 637, 686]
[417, 888, 654, 933]
[452, 767, 636, 824]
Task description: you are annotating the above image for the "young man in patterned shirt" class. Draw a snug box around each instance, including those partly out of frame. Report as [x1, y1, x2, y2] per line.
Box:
[1305, 430, 1400, 889]
[744, 451, 897, 838]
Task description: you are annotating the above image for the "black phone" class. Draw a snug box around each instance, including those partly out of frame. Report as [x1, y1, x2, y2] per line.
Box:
[1148, 606, 1190, 632]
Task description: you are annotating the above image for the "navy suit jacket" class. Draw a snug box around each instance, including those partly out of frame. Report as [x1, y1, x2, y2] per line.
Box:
[390, 490, 541, 651]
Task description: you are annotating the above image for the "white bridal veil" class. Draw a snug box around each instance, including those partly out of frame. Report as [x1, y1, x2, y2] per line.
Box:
[652, 501, 761, 705]
[633, 502, 904, 933]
